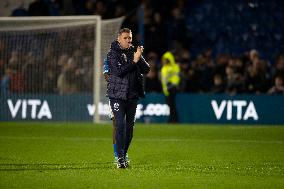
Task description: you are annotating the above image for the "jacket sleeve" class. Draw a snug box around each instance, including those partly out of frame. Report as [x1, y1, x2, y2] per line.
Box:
[137, 55, 150, 74]
[108, 51, 136, 77]
[102, 58, 109, 74]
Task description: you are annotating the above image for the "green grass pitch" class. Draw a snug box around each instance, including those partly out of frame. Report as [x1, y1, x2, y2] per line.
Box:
[0, 122, 283, 189]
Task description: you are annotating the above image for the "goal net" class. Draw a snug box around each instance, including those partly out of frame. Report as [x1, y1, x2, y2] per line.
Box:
[0, 16, 124, 123]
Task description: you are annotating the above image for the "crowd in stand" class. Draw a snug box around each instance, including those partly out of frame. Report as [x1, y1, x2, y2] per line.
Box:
[144, 49, 284, 95]
[1, 0, 284, 95]
[0, 25, 94, 95]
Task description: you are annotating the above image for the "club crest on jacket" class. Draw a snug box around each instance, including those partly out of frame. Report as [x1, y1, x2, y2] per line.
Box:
[114, 103, 120, 111]
[121, 53, 127, 63]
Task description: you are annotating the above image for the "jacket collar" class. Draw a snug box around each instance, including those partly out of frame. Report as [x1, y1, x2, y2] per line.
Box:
[110, 40, 135, 53]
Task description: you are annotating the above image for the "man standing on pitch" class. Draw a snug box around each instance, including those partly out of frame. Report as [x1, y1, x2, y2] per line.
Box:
[106, 28, 150, 168]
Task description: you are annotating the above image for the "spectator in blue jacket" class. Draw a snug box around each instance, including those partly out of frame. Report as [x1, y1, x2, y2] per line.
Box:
[106, 28, 150, 168]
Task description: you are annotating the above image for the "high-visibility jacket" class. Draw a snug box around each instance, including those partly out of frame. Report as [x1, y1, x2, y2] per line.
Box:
[161, 51, 180, 96]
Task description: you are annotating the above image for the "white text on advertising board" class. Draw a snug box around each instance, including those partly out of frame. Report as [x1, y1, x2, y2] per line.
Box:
[211, 100, 258, 121]
[7, 99, 52, 119]
[87, 103, 169, 119]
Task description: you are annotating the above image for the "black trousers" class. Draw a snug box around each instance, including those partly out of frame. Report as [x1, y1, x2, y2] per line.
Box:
[109, 98, 137, 158]
[167, 88, 178, 123]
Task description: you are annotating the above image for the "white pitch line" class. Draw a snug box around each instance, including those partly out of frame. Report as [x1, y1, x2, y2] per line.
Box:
[0, 136, 283, 144]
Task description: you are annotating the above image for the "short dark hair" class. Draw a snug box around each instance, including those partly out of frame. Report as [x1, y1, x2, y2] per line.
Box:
[118, 28, 132, 36]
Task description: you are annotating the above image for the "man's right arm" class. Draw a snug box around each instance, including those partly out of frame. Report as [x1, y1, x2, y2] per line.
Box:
[108, 52, 136, 77]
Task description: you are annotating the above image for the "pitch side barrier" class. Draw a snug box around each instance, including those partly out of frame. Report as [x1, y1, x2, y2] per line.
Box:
[0, 93, 283, 124]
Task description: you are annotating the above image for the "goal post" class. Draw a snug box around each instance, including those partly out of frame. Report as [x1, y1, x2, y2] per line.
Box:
[94, 16, 101, 123]
[0, 16, 124, 123]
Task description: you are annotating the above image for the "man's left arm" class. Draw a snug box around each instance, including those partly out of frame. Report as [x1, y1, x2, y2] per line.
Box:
[133, 46, 150, 74]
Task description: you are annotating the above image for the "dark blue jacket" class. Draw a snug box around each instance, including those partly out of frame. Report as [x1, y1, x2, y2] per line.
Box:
[106, 41, 150, 100]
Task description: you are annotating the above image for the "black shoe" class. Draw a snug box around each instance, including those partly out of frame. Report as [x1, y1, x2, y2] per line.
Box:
[117, 157, 126, 169]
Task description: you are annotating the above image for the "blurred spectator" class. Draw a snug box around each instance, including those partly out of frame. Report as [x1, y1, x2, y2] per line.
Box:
[61, 0, 76, 15]
[113, 3, 126, 17]
[234, 58, 246, 75]
[141, 0, 154, 26]
[4, 50, 25, 93]
[190, 54, 213, 92]
[249, 49, 259, 64]
[0, 66, 13, 95]
[45, 0, 62, 16]
[166, 5, 189, 49]
[184, 66, 199, 93]
[161, 51, 180, 123]
[83, 0, 95, 15]
[28, 0, 50, 16]
[57, 54, 69, 69]
[42, 64, 57, 93]
[177, 48, 191, 92]
[93, 0, 107, 18]
[11, 2, 28, 16]
[245, 59, 270, 94]
[22, 51, 43, 93]
[41, 44, 58, 93]
[144, 53, 162, 93]
[9, 70, 25, 93]
[214, 53, 230, 76]
[8, 50, 21, 70]
[80, 56, 93, 92]
[144, 12, 167, 56]
[273, 54, 284, 79]
[225, 65, 245, 95]
[211, 74, 225, 94]
[57, 57, 79, 94]
[0, 40, 6, 79]
[267, 76, 284, 95]
[146, 51, 160, 68]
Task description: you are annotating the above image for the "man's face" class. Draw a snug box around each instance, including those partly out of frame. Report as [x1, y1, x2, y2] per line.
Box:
[118, 32, 132, 49]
